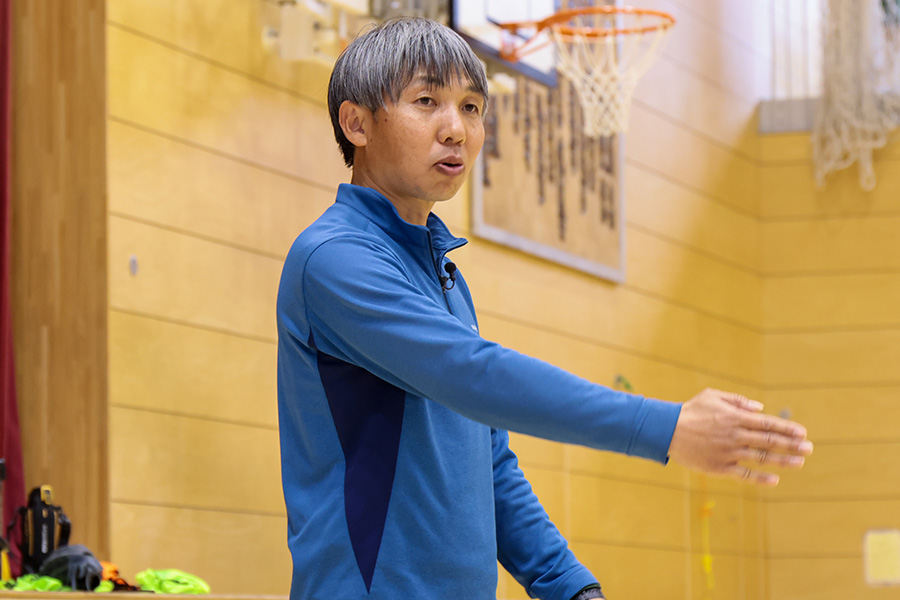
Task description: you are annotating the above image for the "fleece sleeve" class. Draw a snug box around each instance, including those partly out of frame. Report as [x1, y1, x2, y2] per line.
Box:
[299, 235, 681, 460]
[492, 429, 599, 600]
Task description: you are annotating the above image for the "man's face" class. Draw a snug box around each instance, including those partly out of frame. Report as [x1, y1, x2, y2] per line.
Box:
[357, 73, 486, 207]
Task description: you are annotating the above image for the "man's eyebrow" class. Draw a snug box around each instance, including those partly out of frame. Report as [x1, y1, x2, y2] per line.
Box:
[408, 75, 441, 88]
[403, 75, 483, 102]
[408, 74, 480, 91]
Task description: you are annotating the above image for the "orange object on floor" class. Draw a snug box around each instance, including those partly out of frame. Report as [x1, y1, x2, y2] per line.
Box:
[100, 561, 119, 580]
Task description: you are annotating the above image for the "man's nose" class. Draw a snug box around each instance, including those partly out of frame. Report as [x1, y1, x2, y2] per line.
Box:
[439, 106, 466, 144]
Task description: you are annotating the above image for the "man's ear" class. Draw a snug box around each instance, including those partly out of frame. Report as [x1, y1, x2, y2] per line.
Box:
[339, 101, 371, 148]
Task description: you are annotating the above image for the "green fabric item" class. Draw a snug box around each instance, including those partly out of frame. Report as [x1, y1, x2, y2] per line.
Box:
[11, 574, 70, 592]
[94, 579, 115, 593]
[136, 569, 210, 594]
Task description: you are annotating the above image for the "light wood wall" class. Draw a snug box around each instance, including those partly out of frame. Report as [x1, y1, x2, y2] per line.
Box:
[759, 133, 900, 599]
[103, 0, 775, 597]
[105, 0, 346, 592]
[11, 0, 109, 558]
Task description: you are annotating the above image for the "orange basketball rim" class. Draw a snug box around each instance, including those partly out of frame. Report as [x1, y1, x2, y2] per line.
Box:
[495, 5, 677, 137]
[496, 5, 676, 63]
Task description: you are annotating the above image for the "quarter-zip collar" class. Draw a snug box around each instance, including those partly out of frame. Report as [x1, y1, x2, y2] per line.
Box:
[336, 183, 467, 254]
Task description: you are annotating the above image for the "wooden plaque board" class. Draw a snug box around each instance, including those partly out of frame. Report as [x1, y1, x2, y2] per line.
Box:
[471, 77, 625, 282]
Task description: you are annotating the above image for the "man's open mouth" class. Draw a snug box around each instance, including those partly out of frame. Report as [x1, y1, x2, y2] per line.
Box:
[436, 161, 464, 174]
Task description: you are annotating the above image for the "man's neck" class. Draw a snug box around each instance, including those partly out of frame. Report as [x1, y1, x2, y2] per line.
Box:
[350, 169, 433, 227]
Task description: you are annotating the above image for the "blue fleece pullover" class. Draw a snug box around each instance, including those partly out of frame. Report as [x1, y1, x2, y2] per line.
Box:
[276, 183, 682, 600]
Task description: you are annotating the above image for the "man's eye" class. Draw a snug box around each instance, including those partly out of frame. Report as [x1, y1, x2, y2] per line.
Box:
[417, 97, 434, 106]
[463, 103, 482, 114]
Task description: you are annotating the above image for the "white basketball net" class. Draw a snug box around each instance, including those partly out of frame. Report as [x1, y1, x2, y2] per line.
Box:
[550, 10, 672, 137]
[814, 0, 900, 190]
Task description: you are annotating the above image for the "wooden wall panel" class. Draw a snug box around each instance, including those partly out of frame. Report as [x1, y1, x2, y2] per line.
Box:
[476, 312, 758, 403]
[767, 500, 900, 557]
[641, 0, 769, 100]
[626, 164, 760, 271]
[475, 311, 629, 392]
[108, 0, 258, 75]
[765, 273, 900, 331]
[456, 243, 760, 384]
[760, 132, 900, 163]
[740, 491, 766, 558]
[760, 160, 900, 220]
[767, 558, 879, 600]
[104, 2, 338, 589]
[688, 553, 753, 600]
[567, 444, 689, 491]
[687, 489, 745, 556]
[568, 474, 686, 549]
[761, 442, 900, 500]
[612, 286, 760, 383]
[763, 330, 900, 387]
[760, 387, 900, 444]
[107, 26, 348, 189]
[108, 0, 769, 138]
[626, 228, 762, 328]
[759, 134, 813, 163]
[109, 216, 282, 341]
[451, 243, 619, 346]
[759, 128, 900, 600]
[568, 543, 688, 600]
[634, 56, 760, 160]
[10, 0, 109, 557]
[110, 407, 283, 515]
[508, 433, 567, 472]
[108, 0, 345, 106]
[761, 216, 900, 274]
[108, 121, 333, 258]
[110, 503, 291, 595]
[627, 105, 759, 216]
[108, 311, 277, 428]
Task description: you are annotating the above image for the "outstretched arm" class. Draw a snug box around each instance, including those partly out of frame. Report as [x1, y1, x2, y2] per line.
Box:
[668, 388, 813, 486]
[296, 237, 812, 484]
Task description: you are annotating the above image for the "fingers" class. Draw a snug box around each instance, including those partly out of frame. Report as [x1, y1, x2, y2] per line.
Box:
[739, 410, 808, 440]
[719, 390, 809, 439]
[739, 429, 814, 456]
[724, 464, 779, 487]
[736, 447, 806, 468]
[719, 391, 764, 412]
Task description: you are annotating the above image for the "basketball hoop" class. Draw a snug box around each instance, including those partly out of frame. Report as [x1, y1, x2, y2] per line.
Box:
[498, 6, 675, 137]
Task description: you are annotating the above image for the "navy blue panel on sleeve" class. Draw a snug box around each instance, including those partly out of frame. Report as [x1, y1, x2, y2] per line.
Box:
[314, 338, 406, 591]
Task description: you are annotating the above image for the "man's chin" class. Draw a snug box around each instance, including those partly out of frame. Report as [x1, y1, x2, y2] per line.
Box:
[431, 179, 468, 203]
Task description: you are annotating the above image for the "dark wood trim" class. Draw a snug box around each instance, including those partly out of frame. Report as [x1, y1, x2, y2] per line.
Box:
[10, 0, 108, 558]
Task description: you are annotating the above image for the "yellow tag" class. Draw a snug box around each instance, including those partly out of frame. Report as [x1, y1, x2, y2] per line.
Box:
[865, 530, 900, 585]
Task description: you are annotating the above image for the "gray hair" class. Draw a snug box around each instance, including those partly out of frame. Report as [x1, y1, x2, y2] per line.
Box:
[327, 17, 490, 168]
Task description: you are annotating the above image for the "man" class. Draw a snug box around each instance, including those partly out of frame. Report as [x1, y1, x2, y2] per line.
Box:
[276, 17, 812, 600]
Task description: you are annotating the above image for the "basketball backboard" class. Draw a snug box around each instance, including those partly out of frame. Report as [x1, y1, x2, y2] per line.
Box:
[450, 0, 561, 87]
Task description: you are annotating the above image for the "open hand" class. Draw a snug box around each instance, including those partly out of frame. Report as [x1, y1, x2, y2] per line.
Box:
[667, 388, 812, 486]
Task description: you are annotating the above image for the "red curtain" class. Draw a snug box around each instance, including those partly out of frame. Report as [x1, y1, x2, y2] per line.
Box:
[0, 0, 25, 576]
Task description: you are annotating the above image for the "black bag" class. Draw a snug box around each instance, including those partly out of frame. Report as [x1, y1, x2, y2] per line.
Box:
[39, 544, 102, 590]
[8, 486, 71, 574]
